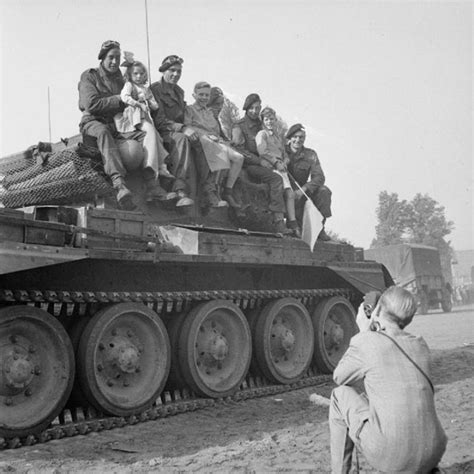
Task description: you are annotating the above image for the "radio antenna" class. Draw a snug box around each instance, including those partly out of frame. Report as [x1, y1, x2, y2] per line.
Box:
[145, 0, 152, 82]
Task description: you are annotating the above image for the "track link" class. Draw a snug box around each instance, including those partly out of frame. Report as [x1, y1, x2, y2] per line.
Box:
[0, 286, 353, 449]
[0, 373, 333, 450]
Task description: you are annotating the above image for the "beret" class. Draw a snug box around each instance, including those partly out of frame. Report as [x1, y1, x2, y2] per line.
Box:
[286, 123, 306, 139]
[159, 55, 184, 73]
[98, 40, 120, 61]
[243, 93, 261, 111]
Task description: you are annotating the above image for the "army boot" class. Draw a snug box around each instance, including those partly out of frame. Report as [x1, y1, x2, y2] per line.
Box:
[287, 220, 302, 238]
[113, 177, 136, 211]
[222, 187, 241, 208]
[144, 178, 176, 203]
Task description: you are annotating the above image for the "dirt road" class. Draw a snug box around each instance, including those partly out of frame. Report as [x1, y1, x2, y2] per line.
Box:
[1, 305, 473, 473]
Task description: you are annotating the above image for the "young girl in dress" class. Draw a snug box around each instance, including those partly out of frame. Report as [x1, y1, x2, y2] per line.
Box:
[114, 53, 173, 198]
[255, 107, 300, 237]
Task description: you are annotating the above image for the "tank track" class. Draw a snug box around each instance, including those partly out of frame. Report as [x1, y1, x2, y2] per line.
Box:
[0, 287, 354, 450]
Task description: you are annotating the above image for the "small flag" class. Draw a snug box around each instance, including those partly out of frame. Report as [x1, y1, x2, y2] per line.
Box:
[301, 199, 323, 251]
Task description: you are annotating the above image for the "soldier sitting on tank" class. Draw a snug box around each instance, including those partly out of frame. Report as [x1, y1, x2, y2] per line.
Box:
[151, 55, 221, 207]
[231, 94, 287, 233]
[285, 123, 332, 241]
[78, 40, 174, 210]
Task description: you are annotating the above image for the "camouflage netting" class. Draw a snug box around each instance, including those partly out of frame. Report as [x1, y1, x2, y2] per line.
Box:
[0, 146, 113, 208]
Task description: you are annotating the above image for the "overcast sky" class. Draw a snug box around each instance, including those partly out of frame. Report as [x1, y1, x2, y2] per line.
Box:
[0, 0, 472, 251]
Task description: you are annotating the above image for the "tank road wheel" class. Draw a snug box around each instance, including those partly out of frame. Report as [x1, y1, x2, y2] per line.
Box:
[0, 306, 75, 438]
[178, 300, 251, 398]
[77, 303, 170, 416]
[252, 298, 314, 384]
[311, 296, 357, 374]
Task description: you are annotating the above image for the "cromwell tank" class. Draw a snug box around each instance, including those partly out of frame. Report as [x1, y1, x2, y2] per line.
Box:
[0, 136, 392, 445]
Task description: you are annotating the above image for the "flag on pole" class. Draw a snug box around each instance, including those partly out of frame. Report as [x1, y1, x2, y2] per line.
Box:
[288, 172, 323, 251]
[301, 199, 323, 251]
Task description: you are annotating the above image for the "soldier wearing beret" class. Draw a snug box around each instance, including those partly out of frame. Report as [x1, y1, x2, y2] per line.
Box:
[232, 94, 287, 232]
[78, 40, 169, 210]
[150, 55, 219, 207]
[285, 124, 332, 241]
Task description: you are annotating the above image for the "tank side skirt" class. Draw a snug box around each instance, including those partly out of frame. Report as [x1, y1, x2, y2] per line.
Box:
[0, 286, 356, 311]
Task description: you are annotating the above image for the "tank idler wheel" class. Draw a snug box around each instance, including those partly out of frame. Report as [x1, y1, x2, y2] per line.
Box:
[311, 296, 357, 374]
[178, 300, 252, 398]
[77, 303, 170, 416]
[252, 298, 314, 384]
[0, 306, 75, 438]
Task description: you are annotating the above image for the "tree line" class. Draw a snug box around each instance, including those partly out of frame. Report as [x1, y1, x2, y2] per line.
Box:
[371, 191, 454, 282]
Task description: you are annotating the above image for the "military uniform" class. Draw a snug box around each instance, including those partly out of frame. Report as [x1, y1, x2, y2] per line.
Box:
[286, 145, 332, 222]
[232, 115, 285, 214]
[78, 65, 144, 184]
[151, 78, 211, 197]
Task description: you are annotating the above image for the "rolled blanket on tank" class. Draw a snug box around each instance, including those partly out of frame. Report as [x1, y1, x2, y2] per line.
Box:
[2, 147, 103, 188]
[0, 148, 112, 208]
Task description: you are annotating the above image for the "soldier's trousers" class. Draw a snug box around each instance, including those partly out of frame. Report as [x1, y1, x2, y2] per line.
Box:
[80, 120, 144, 185]
[245, 165, 286, 214]
[295, 185, 332, 224]
[162, 132, 212, 198]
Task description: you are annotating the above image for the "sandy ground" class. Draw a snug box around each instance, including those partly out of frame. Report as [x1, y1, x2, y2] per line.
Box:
[1, 305, 473, 474]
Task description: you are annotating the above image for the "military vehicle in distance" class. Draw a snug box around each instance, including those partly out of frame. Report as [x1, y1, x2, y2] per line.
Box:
[365, 244, 452, 314]
[0, 136, 392, 447]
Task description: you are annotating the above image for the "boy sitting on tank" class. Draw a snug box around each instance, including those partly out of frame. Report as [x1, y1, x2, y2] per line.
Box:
[184, 81, 244, 208]
[255, 107, 301, 237]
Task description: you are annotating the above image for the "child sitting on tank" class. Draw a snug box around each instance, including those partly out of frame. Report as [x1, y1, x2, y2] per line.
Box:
[114, 52, 174, 202]
[184, 81, 244, 208]
[255, 107, 300, 237]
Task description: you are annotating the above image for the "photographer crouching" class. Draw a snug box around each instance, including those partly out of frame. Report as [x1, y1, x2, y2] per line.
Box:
[329, 286, 447, 474]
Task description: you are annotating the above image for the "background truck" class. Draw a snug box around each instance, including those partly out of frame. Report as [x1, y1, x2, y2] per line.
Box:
[364, 243, 452, 314]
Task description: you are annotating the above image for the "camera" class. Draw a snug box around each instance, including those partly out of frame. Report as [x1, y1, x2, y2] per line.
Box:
[363, 291, 381, 318]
